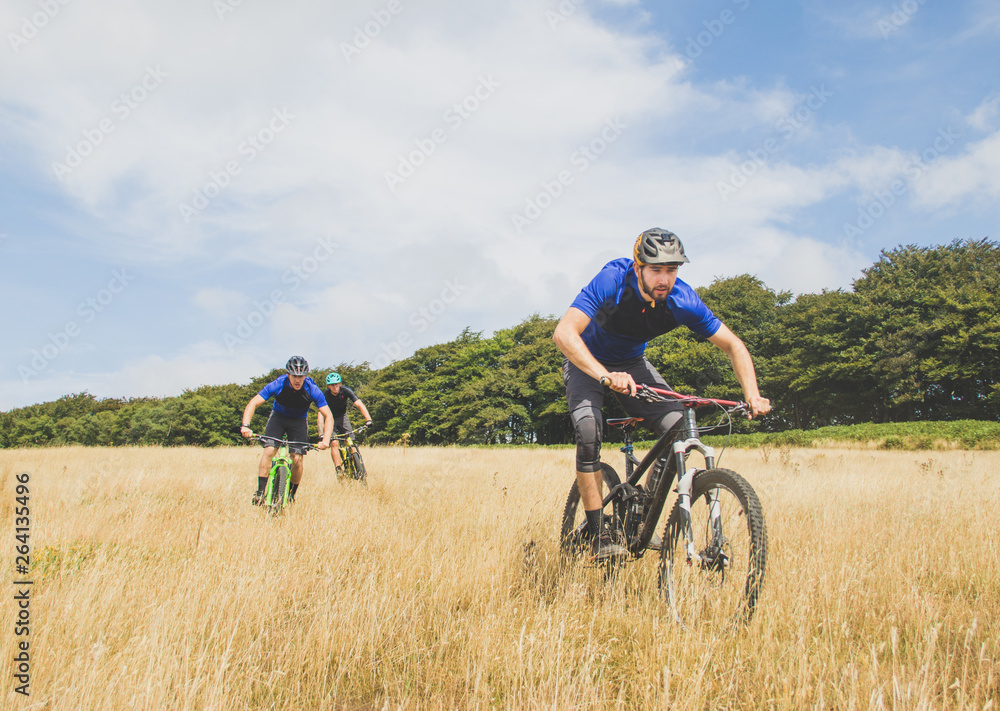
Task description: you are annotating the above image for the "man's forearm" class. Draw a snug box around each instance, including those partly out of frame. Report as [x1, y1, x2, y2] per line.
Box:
[554, 329, 606, 382]
[726, 342, 761, 401]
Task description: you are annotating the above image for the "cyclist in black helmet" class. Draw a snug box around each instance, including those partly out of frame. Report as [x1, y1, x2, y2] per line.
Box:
[240, 356, 334, 505]
[553, 228, 771, 560]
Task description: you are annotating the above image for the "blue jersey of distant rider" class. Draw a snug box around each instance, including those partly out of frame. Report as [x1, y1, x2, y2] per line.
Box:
[571, 258, 721, 362]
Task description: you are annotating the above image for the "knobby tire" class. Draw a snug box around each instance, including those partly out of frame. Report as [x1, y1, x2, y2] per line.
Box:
[658, 467, 767, 626]
[269, 464, 289, 517]
[350, 447, 367, 485]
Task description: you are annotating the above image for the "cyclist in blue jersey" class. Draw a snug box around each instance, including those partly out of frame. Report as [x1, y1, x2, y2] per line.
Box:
[553, 228, 771, 560]
[239, 356, 334, 505]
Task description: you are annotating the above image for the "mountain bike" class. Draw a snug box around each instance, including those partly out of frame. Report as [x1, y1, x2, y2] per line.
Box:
[249, 433, 315, 516]
[560, 385, 768, 626]
[333, 423, 369, 485]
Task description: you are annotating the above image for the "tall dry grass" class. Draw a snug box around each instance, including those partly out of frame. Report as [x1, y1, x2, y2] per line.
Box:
[1, 444, 998, 709]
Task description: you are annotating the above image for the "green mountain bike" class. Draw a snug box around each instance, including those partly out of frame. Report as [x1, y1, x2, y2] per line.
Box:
[250, 433, 315, 516]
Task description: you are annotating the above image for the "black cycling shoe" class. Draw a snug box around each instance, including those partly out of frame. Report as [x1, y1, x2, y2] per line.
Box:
[591, 529, 628, 562]
[251, 492, 265, 507]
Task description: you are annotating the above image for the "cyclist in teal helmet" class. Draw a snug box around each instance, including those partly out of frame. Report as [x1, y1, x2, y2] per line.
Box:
[317, 372, 373, 475]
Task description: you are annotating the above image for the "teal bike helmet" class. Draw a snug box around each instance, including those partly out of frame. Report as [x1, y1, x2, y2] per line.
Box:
[326, 372, 342, 385]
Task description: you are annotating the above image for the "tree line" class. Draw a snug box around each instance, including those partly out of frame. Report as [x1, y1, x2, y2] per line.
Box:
[3, 239, 998, 448]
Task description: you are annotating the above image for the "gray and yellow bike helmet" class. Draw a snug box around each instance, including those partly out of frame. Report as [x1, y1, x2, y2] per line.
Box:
[326, 372, 342, 385]
[285, 355, 310, 375]
[633, 228, 690, 265]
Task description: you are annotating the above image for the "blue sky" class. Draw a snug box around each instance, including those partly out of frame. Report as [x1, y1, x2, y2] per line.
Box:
[2, 0, 998, 410]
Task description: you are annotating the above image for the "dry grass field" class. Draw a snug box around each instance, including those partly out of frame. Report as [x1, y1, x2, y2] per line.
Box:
[2, 444, 998, 709]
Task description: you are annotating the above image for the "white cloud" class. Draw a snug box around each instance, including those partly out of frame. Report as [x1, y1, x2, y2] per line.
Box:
[5, 0, 983, 409]
[967, 93, 1000, 132]
[0, 343, 267, 410]
[911, 130, 1000, 208]
[192, 287, 247, 319]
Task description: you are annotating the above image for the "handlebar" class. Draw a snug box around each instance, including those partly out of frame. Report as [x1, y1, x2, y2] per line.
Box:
[633, 384, 747, 413]
[247, 433, 318, 450]
[331, 423, 370, 441]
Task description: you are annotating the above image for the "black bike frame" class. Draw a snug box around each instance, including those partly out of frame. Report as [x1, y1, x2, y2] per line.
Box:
[603, 390, 736, 555]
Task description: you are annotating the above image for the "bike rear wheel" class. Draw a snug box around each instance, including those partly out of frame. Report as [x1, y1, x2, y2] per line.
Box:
[659, 468, 767, 626]
[560, 463, 627, 557]
[269, 465, 290, 516]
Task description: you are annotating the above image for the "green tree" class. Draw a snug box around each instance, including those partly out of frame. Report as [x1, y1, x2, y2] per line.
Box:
[854, 239, 1000, 420]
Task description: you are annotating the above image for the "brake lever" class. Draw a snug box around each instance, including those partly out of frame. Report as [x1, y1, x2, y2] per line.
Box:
[633, 386, 665, 403]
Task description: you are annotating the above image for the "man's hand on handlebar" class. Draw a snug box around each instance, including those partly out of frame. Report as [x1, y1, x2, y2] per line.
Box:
[599, 372, 636, 396]
[746, 395, 771, 419]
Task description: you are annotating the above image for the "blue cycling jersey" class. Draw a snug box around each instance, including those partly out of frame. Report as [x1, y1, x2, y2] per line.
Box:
[570, 258, 721, 363]
[257, 375, 328, 419]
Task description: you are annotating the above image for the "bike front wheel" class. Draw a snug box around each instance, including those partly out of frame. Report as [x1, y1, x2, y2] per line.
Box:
[269, 465, 290, 517]
[349, 447, 367, 485]
[659, 468, 767, 626]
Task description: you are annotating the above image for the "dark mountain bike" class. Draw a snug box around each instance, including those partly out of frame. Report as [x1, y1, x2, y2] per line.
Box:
[560, 385, 768, 626]
[334, 423, 369, 485]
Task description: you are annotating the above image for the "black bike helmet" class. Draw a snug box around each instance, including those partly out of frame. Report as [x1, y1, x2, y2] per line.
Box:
[633, 228, 690, 265]
[285, 355, 310, 375]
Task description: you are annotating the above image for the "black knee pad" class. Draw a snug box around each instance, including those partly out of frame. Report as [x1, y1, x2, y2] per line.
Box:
[571, 409, 602, 472]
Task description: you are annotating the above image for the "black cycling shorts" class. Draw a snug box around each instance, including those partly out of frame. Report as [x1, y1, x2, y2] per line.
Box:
[330, 413, 353, 437]
[262, 412, 311, 454]
[563, 357, 682, 472]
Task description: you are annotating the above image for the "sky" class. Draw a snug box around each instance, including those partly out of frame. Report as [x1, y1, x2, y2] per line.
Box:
[2, 0, 998, 410]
